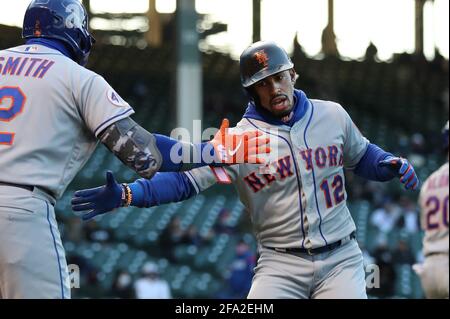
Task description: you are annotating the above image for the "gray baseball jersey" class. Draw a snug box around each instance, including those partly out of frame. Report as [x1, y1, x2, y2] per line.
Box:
[0, 44, 134, 199]
[185, 98, 368, 298]
[418, 162, 449, 256]
[416, 162, 449, 298]
[0, 44, 133, 298]
[185, 99, 368, 249]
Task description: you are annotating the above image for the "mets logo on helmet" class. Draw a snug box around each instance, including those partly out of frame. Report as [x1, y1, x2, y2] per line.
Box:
[254, 50, 269, 68]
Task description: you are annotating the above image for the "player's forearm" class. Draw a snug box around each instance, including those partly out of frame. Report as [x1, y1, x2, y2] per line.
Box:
[128, 172, 198, 207]
[153, 134, 220, 171]
[100, 119, 223, 179]
[99, 118, 163, 179]
[354, 143, 396, 181]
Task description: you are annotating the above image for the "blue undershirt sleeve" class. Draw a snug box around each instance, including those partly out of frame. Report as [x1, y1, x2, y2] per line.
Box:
[353, 143, 397, 181]
[128, 172, 198, 207]
[154, 134, 218, 171]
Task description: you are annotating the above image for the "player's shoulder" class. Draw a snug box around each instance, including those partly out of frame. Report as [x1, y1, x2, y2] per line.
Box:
[310, 98, 352, 125]
[234, 118, 259, 131]
[429, 162, 449, 180]
[421, 162, 449, 191]
[310, 99, 346, 114]
[67, 60, 108, 87]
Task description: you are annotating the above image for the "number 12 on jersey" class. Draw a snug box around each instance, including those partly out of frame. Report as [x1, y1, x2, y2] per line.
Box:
[0, 87, 26, 145]
[320, 174, 345, 208]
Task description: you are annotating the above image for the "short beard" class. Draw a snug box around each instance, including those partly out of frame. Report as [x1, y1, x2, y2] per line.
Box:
[246, 88, 294, 119]
[275, 105, 294, 118]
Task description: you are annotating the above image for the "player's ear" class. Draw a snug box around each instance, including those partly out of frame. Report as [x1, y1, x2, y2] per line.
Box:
[289, 69, 298, 84]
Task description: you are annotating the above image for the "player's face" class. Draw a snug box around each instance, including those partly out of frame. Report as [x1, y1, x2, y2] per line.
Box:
[253, 70, 296, 118]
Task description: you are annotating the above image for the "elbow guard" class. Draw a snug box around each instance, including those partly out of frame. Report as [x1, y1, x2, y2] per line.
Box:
[99, 117, 162, 179]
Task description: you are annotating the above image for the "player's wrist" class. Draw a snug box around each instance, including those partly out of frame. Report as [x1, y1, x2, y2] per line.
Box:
[121, 183, 132, 207]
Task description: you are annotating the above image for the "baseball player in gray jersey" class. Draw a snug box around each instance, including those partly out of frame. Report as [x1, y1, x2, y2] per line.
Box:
[414, 121, 448, 299]
[72, 41, 420, 299]
[0, 1, 268, 299]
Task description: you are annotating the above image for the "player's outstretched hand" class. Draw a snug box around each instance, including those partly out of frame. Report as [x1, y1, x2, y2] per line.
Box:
[71, 171, 123, 221]
[379, 156, 420, 191]
[209, 118, 271, 165]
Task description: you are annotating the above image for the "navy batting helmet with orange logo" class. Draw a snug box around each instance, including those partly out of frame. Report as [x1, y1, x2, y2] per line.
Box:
[240, 41, 294, 88]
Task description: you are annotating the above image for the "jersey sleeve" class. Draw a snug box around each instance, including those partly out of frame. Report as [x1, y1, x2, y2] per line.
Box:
[339, 105, 370, 169]
[76, 74, 135, 137]
[184, 164, 239, 193]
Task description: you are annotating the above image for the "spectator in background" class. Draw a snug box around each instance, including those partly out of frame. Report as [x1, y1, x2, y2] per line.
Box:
[365, 42, 379, 62]
[370, 198, 402, 242]
[392, 240, 416, 265]
[64, 217, 85, 244]
[183, 224, 213, 247]
[214, 208, 235, 235]
[110, 270, 135, 299]
[217, 240, 256, 299]
[66, 254, 100, 298]
[134, 262, 171, 299]
[159, 216, 186, 262]
[410, 133, 427, 156]
[370, 240, 397, 298]
[84, 220, 111, 243]
[397, 196, 419, 234]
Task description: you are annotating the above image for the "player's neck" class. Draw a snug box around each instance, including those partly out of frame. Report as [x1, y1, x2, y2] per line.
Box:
[280, 95, 297, 123]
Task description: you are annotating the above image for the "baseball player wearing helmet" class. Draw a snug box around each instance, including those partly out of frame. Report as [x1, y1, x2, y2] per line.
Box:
[72, 41, 420, 299]
[414, 121, 449, 299]
[0, 0, 268, 299]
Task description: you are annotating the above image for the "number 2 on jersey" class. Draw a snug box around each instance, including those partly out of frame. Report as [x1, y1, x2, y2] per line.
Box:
[425, 195, 449, 230]
[0, 86, 26, 145]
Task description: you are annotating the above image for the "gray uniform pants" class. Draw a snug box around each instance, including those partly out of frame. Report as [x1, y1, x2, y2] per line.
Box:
[0, 185, 70, 299]
[248, 238, 367, 299]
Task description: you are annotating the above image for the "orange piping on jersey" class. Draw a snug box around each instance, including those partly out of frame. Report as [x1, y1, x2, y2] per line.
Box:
[210, 166, 232, 184]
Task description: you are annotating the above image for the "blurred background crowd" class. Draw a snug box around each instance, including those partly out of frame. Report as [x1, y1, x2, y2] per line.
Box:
[1, 0, 448, 299]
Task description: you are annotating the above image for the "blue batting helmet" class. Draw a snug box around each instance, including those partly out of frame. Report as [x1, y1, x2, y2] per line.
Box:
[240, 41, 294, 88]
[22, 0, 95, 66]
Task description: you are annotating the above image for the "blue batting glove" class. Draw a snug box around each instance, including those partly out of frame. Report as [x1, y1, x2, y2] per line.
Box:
[379, 156, 420, 191]
[71, 171, 123, 221]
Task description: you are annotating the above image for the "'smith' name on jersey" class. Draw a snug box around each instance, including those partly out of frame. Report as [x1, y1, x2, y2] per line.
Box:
[0, 56, 55, 79]
[244, 144, 343, 193]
